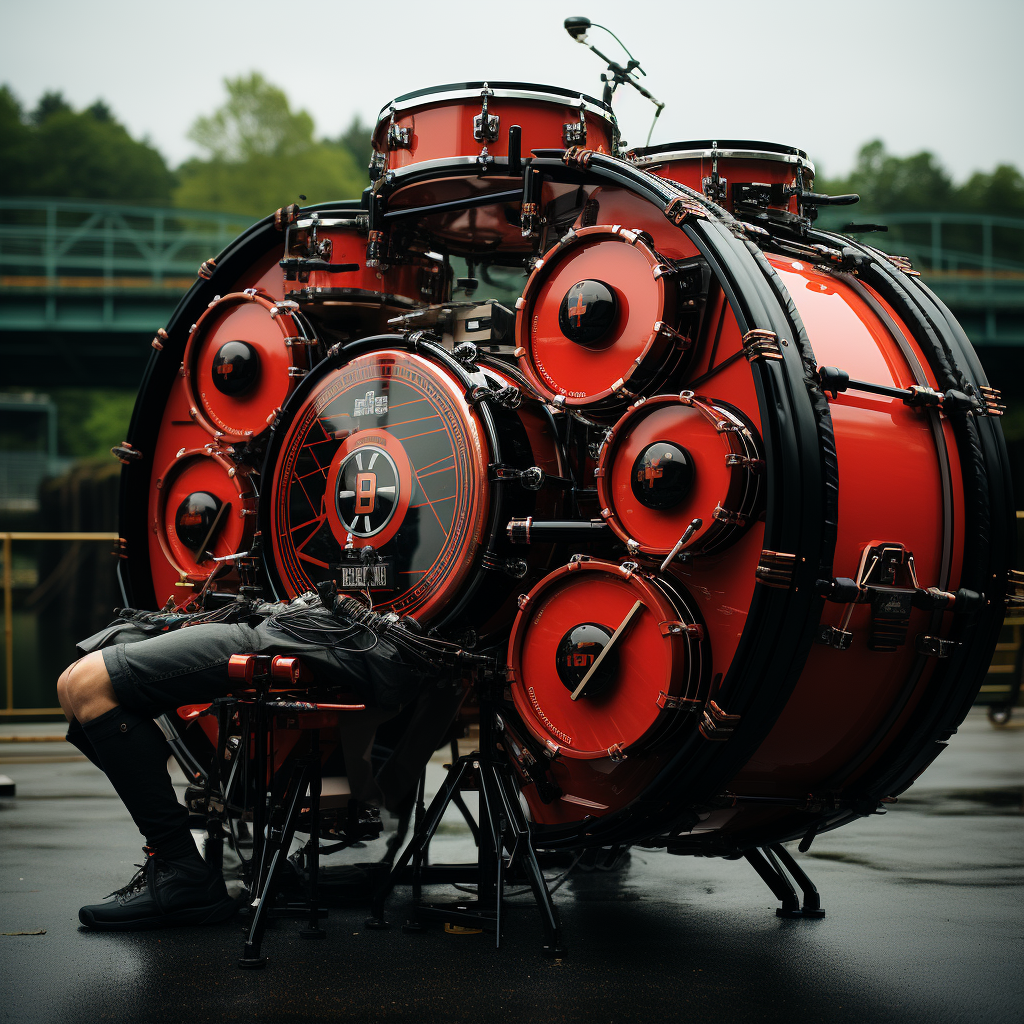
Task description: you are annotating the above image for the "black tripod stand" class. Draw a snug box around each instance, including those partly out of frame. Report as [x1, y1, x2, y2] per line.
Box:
[365, 679, 565, 956]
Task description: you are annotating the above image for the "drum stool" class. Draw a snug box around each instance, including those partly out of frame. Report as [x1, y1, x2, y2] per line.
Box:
[207, 653, 370, 968]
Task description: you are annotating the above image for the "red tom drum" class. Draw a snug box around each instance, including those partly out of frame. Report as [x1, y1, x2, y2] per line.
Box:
[596, 392, 764, 558]
[629, 140, 814, 216]
[283, 211, 449, 313]
[152, 444, 256, 593]
[182, 290, 321, 443]
[515, 224, 692, 412]
[372, 82, 617, 175]
[508, 558, 707, 759]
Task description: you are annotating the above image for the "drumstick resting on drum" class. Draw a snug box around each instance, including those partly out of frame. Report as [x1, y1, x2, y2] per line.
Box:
[571, 599, 644, 701]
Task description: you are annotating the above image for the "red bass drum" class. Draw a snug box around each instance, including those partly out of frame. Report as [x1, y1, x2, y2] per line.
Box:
[262, 337, 564, 643]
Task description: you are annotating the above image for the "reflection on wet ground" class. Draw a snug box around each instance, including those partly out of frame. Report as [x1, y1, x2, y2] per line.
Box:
[1, 709, 1022, 1023]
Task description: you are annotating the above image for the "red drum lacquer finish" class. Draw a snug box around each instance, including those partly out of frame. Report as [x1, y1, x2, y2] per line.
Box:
[629, 140, 814, 216]
[515, 224, 690, 412]
[373, 82, 616, 173]
[696, 254, 967, 841]
[150, 444, 256, 601]
[596, 392, 763, 557]
[181, 291, 320, 444]
[509, 558, 707, 759]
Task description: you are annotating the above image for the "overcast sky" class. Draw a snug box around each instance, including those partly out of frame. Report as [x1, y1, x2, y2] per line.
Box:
[2, 0, 1021, 180]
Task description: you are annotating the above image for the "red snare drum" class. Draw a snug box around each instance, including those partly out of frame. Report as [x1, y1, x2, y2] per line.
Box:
[181, 290, 322, 443]
[629, 140, 814, 216]
[509, 557, 707, 760]
[151, 444, 256, 598]
[372, 81, 617, 174]
[596, 392, 763, 558]
[515, 224, 693, 412]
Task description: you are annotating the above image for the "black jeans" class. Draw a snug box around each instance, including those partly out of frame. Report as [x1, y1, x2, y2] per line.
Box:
[79, 615, 425, 718]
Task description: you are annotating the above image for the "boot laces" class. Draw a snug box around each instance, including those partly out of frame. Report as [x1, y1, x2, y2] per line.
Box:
[107, 847, 161, 901]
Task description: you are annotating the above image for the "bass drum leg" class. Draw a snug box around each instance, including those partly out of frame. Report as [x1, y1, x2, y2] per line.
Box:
[742, 844, 826, 919]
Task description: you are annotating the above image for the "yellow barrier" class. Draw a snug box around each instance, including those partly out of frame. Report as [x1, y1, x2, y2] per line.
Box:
[1, 532, 119, 717]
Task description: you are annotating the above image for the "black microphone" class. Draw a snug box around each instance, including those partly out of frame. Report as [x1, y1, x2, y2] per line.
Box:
[564, 16, 591, 38]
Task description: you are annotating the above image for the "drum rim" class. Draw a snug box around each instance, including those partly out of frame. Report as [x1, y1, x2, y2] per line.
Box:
[376, 81, 615, 125]
[508, 556, 694, 759]
[595, 392, 761, 556]
[514, 223, 674, 409]
[152, 444, 255, 582]
[630, 140, 814, 174]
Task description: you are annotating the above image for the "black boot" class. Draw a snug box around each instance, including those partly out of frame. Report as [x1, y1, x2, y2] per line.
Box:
[78, 706, 236, 930]
[79, 847, 237, 931]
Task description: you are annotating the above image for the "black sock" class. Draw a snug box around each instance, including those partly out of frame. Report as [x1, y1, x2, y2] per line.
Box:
[65, 718, 105, 772]
[82, 706, 204, 868]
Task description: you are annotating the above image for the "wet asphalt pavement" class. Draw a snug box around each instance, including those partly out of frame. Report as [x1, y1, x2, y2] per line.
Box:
[1, 708, 1022, 1024]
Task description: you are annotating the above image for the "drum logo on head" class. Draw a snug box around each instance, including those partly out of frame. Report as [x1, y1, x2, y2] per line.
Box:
[336, 445, 399, 537]
[354, 390, 388, 417]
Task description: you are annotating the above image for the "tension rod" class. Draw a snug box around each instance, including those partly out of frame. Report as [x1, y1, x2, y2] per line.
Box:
[817, 366, 979, 412]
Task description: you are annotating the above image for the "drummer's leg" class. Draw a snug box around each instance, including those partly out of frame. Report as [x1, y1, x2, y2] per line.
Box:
[336, 707, 397, 806]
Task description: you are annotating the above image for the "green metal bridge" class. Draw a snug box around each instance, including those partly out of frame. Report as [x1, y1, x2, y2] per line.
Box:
[1, 198, 1023, 389]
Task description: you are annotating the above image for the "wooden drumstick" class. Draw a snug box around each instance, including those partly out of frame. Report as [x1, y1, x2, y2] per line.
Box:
[193, 500, 231, 563]
[571, 599, 644, 702]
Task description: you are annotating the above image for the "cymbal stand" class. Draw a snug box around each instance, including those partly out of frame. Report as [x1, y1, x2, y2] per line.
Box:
[365, 677, 565, 956]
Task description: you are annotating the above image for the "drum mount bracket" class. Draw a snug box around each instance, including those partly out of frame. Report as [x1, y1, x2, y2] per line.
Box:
[815, 543, 981, 653]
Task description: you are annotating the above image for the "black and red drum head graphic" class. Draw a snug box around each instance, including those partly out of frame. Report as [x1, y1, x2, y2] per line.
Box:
[268, 349, 490, 625]
[508, 559, 706, 759]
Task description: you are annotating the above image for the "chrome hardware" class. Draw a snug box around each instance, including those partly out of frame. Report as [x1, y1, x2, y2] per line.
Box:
[978, 385, 1005, 416]
[756, 550, 797, 589]
[699, 700, 740, 741]
[386, 104, 411, 148]
[712, 504, 748, 526]
[886, 253, 920, 276]
[818, 625, 854, 650]
[916, 634, 959, 658]
[563, 98, 587, 146]
[664, 196, 707, 225]
[473, 84, 499, 142]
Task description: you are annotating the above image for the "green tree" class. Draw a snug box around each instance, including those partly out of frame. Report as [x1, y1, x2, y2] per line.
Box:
[819, 139, 954, 213]
[175, 73, 364, 218]
[334, 114, 373, 177]
[0, 85, 175, 203]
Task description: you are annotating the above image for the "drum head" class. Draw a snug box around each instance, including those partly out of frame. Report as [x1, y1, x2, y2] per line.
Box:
[267, 348, 490, 625]
[516, 225, 683, 409]
[509, 560, 701, 758]
[154, 447, 254, 578]
[597, 394, 763, 555]
[183, 292, 311, 442]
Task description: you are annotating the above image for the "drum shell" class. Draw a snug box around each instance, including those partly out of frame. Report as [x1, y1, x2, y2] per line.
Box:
[373, 83, 616, 172]
[283, 220, 449, 311]
[629, 141, 814, 215]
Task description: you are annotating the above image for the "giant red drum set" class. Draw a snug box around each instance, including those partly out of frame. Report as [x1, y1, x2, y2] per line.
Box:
[118, 78, 1013, 877]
